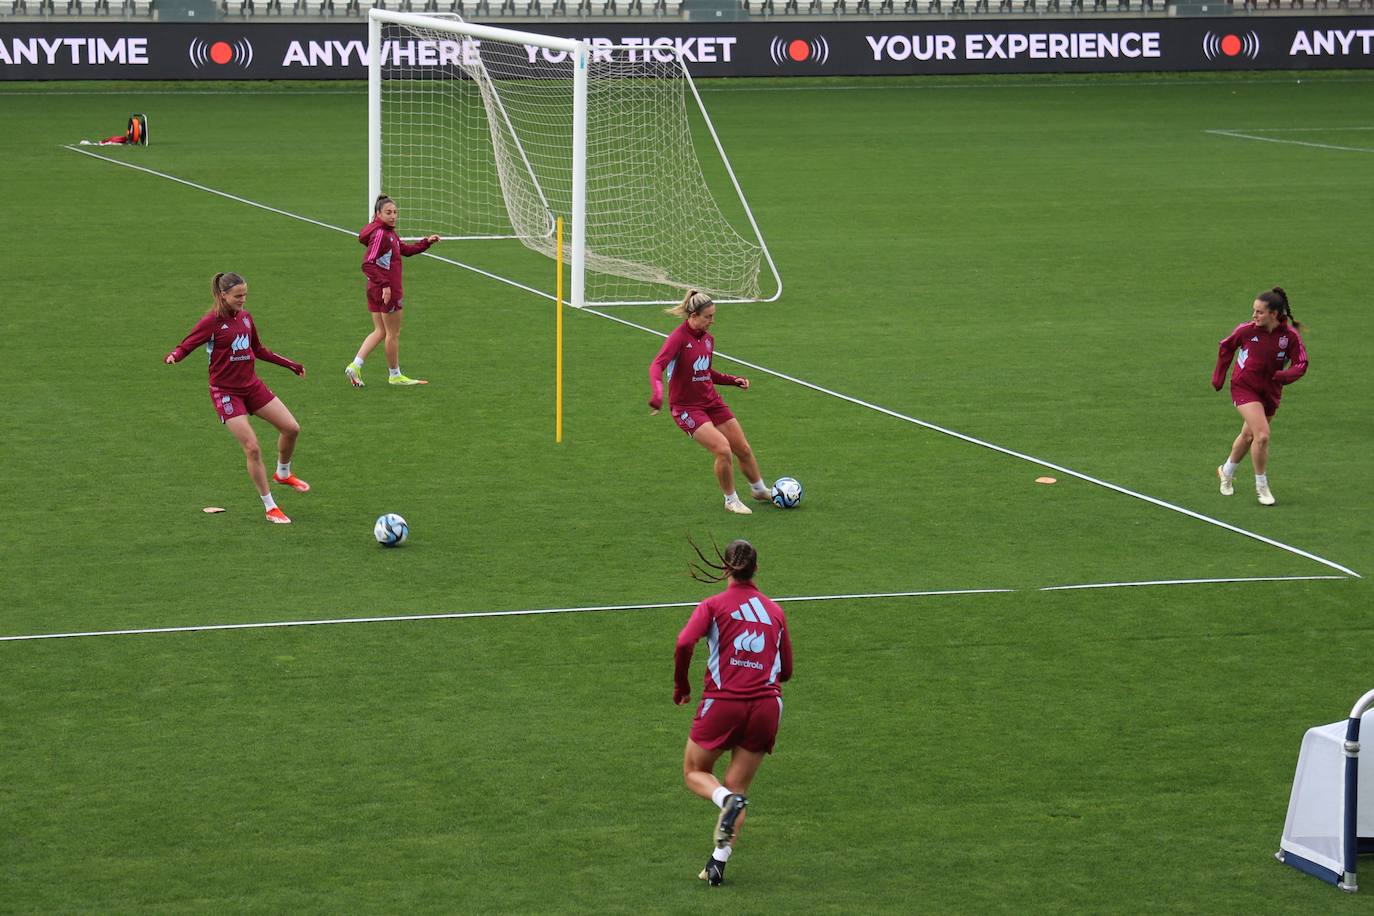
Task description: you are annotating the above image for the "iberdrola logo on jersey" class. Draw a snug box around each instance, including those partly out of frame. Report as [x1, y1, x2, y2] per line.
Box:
[230, 333, 252, 362]
[733, 630, 766, 654]
[692, 355, 711, 373]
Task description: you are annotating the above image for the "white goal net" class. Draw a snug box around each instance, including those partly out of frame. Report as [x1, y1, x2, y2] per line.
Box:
[368, 11, 780, 307]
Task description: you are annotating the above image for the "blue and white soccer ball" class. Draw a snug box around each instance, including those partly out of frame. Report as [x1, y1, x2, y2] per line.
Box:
[771, 477, 803, 509]
[374, 513, 409, 547]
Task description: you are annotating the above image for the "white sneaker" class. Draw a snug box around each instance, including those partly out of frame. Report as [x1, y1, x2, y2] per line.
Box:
[724, 497, 753, 515]
[1217, 466, 1234, 497]
[1256, 482, 1275, 506]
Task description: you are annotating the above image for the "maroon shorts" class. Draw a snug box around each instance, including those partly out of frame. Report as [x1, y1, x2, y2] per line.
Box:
[1231, 385, 1278, 418]
[210, 379, 276, 424]
[689, 696, 782, 754]
[672, 403, 735, 438]
[367, 286, 403, 314]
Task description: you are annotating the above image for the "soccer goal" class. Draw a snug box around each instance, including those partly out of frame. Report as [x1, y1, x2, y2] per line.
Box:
[367, 10, 781, 309]
[1276, 688, 1374, 892]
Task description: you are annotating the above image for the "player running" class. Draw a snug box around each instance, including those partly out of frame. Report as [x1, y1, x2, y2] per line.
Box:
[165, 272, 309, 525]
[344, 195, 440, 388]
[648, 290, 774, 515]
[1212, 286, 1308, 506]
[674, 537, 792, 887]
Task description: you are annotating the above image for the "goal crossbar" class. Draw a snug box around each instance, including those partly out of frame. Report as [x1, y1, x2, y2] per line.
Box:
[368, 10, 778, 307]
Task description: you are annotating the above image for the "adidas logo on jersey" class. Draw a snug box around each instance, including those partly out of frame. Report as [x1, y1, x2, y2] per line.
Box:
[729, 597, 773, 625]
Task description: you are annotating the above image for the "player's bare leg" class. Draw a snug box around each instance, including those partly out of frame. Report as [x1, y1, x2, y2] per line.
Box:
[1235, 402, 1275, 504]
[682, 738, 726, 801]
[258, 398, 310, 493]
[227, 415, 289, 522]
[695, 423, 749, 513]
[381, 312, 426, 384]
[348, 313, 386, 387]
[717, 418, 771, 502]
[1219, 423, 1252, 496]
[226, 416, 270, 496]
[382, 311, 403, 371]
[1235, 403, 1270, 474]
[683, 739, 762, 885]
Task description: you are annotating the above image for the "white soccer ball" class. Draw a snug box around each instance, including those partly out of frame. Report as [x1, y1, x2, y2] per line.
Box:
[771, 477, 803, 509]
[374, 513, 409, 547]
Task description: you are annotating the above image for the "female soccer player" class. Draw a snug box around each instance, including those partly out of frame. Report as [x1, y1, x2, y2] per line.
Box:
[1212, 286, 1308, 506]
[344, 195, 440, 388]
[165, 272, 308, 525]
[648, 290, 773, 514]
[674, 537, 792, 887]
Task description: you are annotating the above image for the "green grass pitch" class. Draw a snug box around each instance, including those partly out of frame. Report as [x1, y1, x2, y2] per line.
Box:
[2, 71, 1372, 913]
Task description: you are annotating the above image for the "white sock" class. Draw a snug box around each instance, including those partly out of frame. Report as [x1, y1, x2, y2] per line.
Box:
[261, 492, 278, 511]
[724, 492, 740, 505]
[389, 366, 401, 378]
[351, 356, 364, 369]
[1221, 460, 1237, 478]
[711, 786, 732, 809]
[276, 461, 291, 479]
[1256, 473, 1268, 487]
[712, 846, 732, 863]
[749, 479, 769, 495]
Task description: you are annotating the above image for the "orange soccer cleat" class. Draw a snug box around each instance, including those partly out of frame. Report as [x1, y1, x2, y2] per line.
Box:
[265, 507, 292, 524]
[272, 473, 311, 492]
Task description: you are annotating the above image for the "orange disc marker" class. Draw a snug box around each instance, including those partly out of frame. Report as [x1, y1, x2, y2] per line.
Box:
[203, 506, 226, 513]
[1035, 477, 1057, 485]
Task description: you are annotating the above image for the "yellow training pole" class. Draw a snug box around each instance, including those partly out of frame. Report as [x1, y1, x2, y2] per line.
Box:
[556, 217, 564, 443]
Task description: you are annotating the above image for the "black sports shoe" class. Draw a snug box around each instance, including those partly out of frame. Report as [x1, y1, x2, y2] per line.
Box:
[698, 855, 727, 886]
[714, 793, 748, 848]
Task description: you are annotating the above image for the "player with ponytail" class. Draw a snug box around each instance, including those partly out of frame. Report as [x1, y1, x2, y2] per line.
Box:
[649, 289, 775, 514]
[345, 194, 441, 387]
[1212, 286, 1308, 506]
[673, 536, 792, 886]
[165, 272, 309, 524]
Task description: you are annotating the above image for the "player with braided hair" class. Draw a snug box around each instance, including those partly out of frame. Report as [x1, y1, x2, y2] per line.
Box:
[1212, 286, 1308, 506]
[649, 289, 775, 515]
[674, 536, 792, 886]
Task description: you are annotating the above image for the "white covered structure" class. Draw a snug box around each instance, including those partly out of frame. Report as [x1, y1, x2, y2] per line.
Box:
[1277, 689, 1374, 892]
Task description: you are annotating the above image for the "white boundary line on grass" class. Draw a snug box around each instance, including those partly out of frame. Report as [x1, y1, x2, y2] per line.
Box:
[0, 577, 1352, 642]
[1040, 574, 1347, 592]
[1205, 128, 1374, 154]
[1, 588, 1009, 642]
[64, 147, 1361, 582]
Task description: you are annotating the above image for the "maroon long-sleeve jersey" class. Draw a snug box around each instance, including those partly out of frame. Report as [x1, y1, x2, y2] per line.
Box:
[359, 219, 434, 302]
[167, 309, 301, 392]
[648, 321, 742, 412]
[1212, 320, 1308, 404]
[675, 581, 792, 702]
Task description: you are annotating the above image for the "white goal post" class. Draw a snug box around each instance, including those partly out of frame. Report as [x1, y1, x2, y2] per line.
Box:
[367, 10, 781, 309]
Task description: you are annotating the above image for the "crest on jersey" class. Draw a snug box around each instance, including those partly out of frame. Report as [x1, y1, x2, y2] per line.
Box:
[1279, 336, 1289, 349]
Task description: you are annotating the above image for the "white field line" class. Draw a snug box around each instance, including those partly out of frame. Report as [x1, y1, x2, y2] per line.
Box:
[0, 589, 1010, 642]
[1040, 575, 1347, 592]
[587, 308, 1360, 579]
[65, 147, 1362, 582]
[1205, 128, 1374, 154]
[0, 577, 1352, 642]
